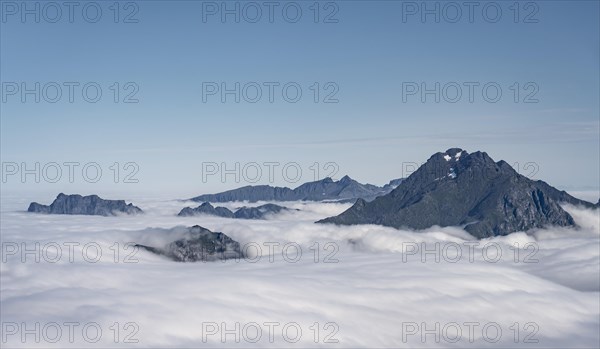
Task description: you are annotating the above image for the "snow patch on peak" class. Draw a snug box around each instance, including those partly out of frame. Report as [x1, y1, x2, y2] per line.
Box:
[444, 155, 451, 161]
[448, 168, 457, 179]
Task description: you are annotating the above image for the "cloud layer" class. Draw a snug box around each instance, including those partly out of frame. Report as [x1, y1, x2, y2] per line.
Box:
[1, 196, 599, 347]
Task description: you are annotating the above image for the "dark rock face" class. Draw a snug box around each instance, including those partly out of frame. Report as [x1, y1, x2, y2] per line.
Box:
[233, 203, 293, 219]
[178, 202, 294, 220]
[189, 175, 403, 203]
[318, 149, 594, 239]
[177, 202, 234, 218]
[27, 193, 142, 216]
[135, 225, 243, 262]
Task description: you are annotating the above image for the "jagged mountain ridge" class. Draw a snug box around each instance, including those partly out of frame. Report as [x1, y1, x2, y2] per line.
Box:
[190, 175, 403, 203]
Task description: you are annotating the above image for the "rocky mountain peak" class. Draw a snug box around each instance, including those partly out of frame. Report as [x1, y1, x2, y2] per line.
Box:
[444, 148, 465, 159]
[318, 148, 595, 238]
[339, 175, 353, 184]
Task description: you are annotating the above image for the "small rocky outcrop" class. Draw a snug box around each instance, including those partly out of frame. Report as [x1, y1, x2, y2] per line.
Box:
[177, 202, 234, 218]
[233, 203, 293, 219]
[135, 225, 243, 262]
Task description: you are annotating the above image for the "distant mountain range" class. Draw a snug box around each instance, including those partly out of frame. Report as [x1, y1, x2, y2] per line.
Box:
[24, 149, 598, 240]
[178, 202, 295, 219]
[318, 148, 597, 238]
[190, 176, 403, 203]
[28, 193, 143, 216]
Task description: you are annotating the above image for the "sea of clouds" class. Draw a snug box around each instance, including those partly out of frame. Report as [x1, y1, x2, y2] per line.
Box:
[1, 193, 599, 348]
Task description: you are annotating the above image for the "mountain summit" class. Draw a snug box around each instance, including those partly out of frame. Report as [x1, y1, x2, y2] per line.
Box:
[318, 148, 594, 238]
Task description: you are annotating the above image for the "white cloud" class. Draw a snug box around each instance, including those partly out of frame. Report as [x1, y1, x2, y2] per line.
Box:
[1, 197, 598, 347]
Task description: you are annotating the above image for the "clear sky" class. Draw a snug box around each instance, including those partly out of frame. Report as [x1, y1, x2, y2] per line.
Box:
[1, 0, 599, 197]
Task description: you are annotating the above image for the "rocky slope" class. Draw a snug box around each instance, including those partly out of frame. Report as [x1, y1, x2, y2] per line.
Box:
[318, 148, 595, 238]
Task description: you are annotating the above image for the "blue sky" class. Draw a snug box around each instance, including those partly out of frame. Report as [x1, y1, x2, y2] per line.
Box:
[1, 0, 599, 197]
